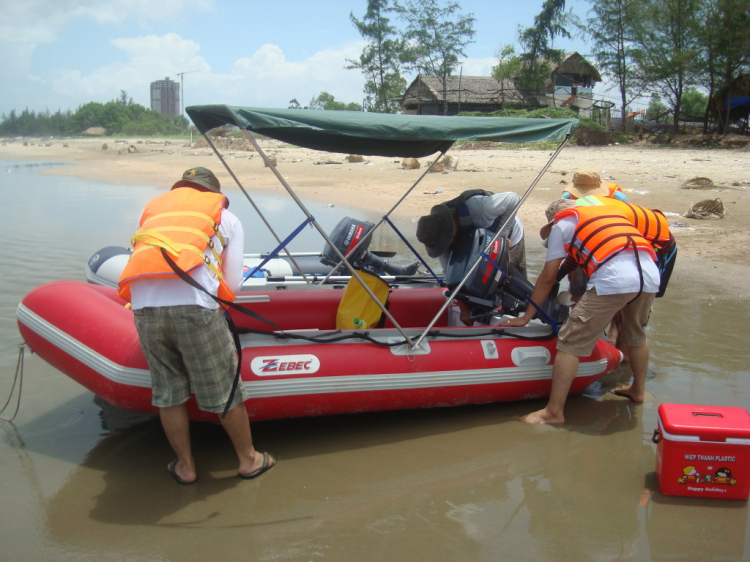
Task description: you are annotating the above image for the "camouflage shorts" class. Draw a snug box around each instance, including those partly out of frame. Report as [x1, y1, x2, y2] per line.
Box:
[133, 305, 247, 413]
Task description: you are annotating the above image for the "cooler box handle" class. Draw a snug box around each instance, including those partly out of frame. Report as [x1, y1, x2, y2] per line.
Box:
[652, 428, 661, 444]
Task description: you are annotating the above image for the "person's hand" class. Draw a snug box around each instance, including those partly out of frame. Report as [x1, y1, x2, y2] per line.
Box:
[500, 316, 530, 328]
[459, 306, 473, 326]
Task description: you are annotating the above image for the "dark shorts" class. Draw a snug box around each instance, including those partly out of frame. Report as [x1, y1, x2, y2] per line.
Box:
[556, 289, 655, 357]
[133, 305, 247, 412]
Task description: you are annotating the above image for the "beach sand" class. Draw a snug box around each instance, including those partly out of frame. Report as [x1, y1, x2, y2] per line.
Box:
[2, 136, 748, 291]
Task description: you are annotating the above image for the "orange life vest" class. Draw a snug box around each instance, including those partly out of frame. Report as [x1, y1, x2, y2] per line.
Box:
[575, 195, 673, 250]
[117, 188, 236, 303]
[555, 206, 657, 277]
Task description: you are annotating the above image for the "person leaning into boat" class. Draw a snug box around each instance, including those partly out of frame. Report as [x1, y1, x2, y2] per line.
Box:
[500, 199, 660, 423]
[566, 194, 677, 298]
[417, 189, 526, 275]
[558, 168, 629, 301]
[117, 167, 276, 485]
[416, 190, 526, 324]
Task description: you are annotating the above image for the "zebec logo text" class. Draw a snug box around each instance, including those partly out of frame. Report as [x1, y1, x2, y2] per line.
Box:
[250, 354, 320, 376]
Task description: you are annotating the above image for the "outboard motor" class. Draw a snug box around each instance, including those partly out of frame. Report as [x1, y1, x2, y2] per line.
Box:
[321, 217, 420, 277]
[85, 246, 132, 288]
[445, 229, 568, 326]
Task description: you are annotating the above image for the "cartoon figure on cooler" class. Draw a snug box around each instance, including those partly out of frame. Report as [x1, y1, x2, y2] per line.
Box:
[714, 467, 737, 486]
[677, 466, 701, 484]
[677, 465, 738, 486]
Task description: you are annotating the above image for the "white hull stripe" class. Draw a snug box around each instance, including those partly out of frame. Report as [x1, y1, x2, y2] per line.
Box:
[17, 304, 608, 398]
[17, 303, 152, 388]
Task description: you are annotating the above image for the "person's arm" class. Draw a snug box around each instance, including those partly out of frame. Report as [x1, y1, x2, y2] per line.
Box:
[556, 255, 578, 282]
[501, 257, 563, 327]
[221, 212, 245, 293]
[482, 192, 520, 237]
[613, 191, 629, 202]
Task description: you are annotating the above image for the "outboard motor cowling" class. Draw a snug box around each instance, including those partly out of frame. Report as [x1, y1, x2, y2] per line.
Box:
[445, 229, 568, 326]
[321, 218, 374, 268]
[321, 217, 420, 277]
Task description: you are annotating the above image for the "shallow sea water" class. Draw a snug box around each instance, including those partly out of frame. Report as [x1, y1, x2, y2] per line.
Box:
[1, 161, 749, 561]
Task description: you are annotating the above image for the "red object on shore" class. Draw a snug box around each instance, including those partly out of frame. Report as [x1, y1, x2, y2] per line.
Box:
[654, 403, 750, 500]
[17, 280, 621, 423]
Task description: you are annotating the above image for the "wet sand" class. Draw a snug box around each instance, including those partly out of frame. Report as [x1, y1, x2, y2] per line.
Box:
[1, 139, 749, 560]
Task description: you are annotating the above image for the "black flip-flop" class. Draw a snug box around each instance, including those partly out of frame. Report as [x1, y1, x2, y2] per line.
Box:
[167, 458, 196, 485]
[609, 388, 638, 402]
[239, 452, 276, 480]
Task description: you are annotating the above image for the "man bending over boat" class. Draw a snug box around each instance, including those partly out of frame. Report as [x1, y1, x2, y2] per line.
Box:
[500, 199, 660, 424]
[117, 167, 276, 484]
[416, 190, 526, 325]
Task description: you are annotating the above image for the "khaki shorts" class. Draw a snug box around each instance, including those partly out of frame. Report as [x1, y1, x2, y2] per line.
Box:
[556, 289, 655, 357]
[133, 305, 248, 412]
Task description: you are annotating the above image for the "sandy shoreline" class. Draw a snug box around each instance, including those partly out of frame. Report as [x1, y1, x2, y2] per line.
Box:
[3, 136, 748, 277]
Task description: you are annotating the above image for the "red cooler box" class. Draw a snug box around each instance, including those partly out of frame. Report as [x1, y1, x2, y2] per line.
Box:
[654, 403, 750, 500]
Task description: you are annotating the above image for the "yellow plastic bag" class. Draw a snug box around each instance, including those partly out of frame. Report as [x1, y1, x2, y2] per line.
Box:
[335, 271, 390, 330]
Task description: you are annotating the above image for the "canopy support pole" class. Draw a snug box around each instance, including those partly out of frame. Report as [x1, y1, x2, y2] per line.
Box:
[200, 131, 312, 282]
[318, 150, 448, 285]
[411, 134, 572, 351]
[241, 130, 416, 346]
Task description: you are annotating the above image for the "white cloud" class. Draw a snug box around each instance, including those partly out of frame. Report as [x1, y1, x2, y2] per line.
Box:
[111, 34, 201, 59]
[49, 34, 209, 106]
[458, 56, 497, 77]
[0, 1, 215, 113]
[220, 43, 367, 106]
[40, 33, 366, 111]
[0, 0, 213, 43]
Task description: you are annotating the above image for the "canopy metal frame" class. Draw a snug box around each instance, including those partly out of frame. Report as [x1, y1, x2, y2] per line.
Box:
[188, 106, 577, 351]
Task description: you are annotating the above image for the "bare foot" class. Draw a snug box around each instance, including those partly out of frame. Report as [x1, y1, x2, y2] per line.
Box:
[610, 386, 644, 403]
[520, 408, 564, 424]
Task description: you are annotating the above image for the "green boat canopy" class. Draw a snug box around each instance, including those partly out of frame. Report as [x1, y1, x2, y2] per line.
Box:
[186, 105, 579, 158]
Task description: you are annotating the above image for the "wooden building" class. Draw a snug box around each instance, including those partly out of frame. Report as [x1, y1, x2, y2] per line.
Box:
[401, 52, 601, 116]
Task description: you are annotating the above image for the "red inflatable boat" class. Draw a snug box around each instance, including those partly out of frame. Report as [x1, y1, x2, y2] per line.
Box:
[18, 106, 617, 422]
[17, 280, 620, 422]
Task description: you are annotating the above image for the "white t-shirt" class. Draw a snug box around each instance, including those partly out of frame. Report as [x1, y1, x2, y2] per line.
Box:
[439, 192, 523, 271]
[546, 216, 659, 295]
[130, 207, 245, 309]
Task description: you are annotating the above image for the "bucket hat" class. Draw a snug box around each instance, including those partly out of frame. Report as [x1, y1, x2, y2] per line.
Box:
[416, 204, 454, 258]
[565, 168, 609, 199]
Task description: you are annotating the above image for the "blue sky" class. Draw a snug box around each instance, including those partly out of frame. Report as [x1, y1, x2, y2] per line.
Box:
[1, 0, 622, 118]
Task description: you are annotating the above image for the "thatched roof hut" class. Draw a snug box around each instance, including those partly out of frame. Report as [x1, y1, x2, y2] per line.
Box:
[401, 51, 601, 115]
[401, 75, 533, 115]
[554, 52, 602, 84]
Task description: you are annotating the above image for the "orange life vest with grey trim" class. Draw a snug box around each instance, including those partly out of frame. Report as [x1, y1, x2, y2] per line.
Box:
[575, 195, 673, 250]
[117, 188, 235, 303]
[555, 205, 657, 277]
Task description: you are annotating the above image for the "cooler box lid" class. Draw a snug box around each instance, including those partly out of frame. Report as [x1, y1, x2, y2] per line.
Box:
[658, 404, 750, 442]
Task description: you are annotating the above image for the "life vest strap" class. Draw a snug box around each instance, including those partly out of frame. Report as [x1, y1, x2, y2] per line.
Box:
[138, 225, 225, 264]
[142, 210, 217, 229]
[131, 231, 225, 281]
